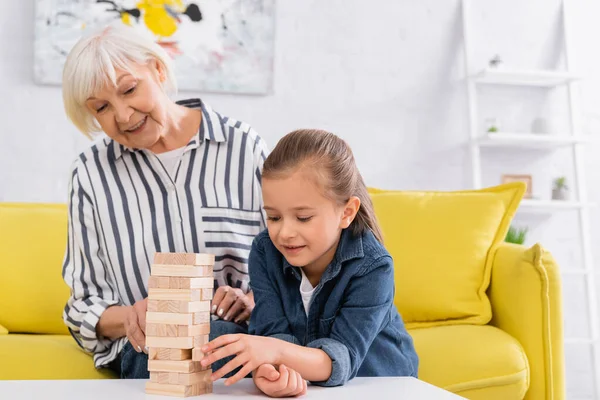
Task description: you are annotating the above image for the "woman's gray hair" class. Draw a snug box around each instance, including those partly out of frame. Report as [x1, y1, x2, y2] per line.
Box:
[62, 24, 177, 137]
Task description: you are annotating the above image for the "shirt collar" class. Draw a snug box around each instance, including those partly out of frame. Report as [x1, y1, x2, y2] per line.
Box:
[283, 228, 365, 281]
[110, 98, 227, 161]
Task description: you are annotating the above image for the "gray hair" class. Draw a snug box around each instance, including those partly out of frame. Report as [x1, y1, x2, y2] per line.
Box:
[62, 24, 177, 137]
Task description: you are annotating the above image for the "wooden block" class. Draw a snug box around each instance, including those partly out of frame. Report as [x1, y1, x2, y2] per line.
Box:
[148, 359, 207, 373]
[201, 288, 213, 300]
[149, 348, 192, 361]
[146, 312, 208, 325]
[145, 381, 212, 397]
[178, 323, 210, 337]
[148, 300, 211, 313]
[148, 288, 202, 302]
[192, 348, 207, 362]
[151, 265, 214, 278]
[146, 335, 208, 349]
[146, 323, 178, 337]
[147, 323, 209, 338]
[151, 370, 212, 386]
[148, 276, 171, 289]
[149, 276, 214, 289]
[171, 276, 214, 289]
[154, 252, 215, 266]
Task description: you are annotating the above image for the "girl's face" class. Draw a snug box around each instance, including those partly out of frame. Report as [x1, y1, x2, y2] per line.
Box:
[262, 167, 359, 275]
[85, 60, 171, 152]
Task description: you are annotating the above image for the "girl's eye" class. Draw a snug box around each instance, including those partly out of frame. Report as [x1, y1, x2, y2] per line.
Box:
[96, 104, 107, 113]
[124, 86, 136, 95]
[267, 216, 280, 222]
[297, 216, 313, 222]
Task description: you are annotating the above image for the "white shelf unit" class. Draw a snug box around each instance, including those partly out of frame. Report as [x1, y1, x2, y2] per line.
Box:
[518, 199, 593, 214]
[470, 67, 580, 87]
[476, 132, 592, 149]
[461, 1, 600, 398]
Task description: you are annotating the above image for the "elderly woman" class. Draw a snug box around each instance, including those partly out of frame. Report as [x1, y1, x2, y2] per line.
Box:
[61, 24, 268, 379]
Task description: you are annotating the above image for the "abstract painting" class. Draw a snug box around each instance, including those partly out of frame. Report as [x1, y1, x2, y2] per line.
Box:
[34, 0, 275, 94]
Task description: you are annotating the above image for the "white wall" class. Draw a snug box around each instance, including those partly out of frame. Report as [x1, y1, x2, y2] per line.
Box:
[1, 0, 600, 398]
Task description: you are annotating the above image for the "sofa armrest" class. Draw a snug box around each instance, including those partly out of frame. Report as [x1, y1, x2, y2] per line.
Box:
[0, 324, 7, 335]
[488, 242, 565, 400]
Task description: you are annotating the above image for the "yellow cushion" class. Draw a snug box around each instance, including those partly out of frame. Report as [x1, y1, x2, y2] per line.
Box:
[0, 334, 116, 379]
[0, 324, 7, 335]
[410, 325, 529, 400]
[0, 203, 70, 334]
[369, 183, 524, 328]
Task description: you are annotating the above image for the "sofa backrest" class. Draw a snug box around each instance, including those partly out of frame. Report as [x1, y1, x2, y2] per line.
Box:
[0, 203, 70, 334]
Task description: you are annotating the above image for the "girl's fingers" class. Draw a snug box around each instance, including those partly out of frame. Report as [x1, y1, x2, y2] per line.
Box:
[201, 334, 240, 353]
[286, 365, 298, 394]
[299, 377, 308, 396]
[272, 364, 290, 394]
[201, 341, 243, 368]
[210, 352, 247, 381]
[255, 364, 279, 381]
[292, 371, 306, 396]
[225, 362, 255, 386]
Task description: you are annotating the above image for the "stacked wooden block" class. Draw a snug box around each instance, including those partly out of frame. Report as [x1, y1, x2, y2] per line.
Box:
[145, 252, 215, 397]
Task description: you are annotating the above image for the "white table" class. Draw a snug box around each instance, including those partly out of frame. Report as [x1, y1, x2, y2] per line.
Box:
[0, 377, 464, 399]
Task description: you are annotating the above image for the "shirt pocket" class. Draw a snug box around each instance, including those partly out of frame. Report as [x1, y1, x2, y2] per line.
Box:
[195, 207, 263, 292]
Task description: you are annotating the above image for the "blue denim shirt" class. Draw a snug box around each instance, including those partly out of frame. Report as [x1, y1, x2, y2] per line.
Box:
[248, 228, 419, 387]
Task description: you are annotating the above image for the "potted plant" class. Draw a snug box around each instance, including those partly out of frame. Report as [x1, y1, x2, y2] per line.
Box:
[552, 177, 569, 200]
[505, 226, 528, 245]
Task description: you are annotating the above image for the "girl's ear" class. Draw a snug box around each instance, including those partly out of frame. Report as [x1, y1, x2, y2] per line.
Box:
[340, 196, 361, 229]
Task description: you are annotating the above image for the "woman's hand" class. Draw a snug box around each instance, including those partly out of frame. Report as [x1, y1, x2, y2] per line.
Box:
[211, 286, 254, 323]
[124, 297, 148, 353]
[253, 364, 307, 398]
[200, 334, 285, 385]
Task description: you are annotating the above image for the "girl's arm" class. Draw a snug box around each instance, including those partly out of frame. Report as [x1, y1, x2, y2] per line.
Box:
[200, 235, 333, 383]
[202, 242, 398, 387]
[301, 255, 397, 387]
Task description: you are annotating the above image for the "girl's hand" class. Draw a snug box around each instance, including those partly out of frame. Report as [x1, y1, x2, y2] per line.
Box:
[211, 286, 254, 323]
[253, 364, 307, 398]
[200, 334, 284, 385]
[124, 297, 148, 353]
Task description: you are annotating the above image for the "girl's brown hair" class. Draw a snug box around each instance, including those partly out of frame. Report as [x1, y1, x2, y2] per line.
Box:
[262, 129, 384, 243]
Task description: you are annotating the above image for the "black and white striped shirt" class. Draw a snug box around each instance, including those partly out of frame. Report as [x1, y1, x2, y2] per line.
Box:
[62, 99, 268, 368]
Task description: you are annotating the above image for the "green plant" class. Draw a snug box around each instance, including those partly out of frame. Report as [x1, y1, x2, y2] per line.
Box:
[505, 226, 528, 245]
[487, 125, 498, 133]
[553, 176, 568, 190]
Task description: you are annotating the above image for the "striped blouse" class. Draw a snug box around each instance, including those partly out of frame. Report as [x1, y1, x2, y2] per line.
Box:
[62, 98, 268, 368]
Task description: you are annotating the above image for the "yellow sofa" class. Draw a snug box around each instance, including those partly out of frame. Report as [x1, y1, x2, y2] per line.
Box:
[368, 183, 565, 400]
[0, 195, 565, 399]
[0, 203, 115, 379]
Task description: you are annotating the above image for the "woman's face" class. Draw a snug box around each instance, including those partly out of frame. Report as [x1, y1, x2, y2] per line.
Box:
[85, 60, 171, 152]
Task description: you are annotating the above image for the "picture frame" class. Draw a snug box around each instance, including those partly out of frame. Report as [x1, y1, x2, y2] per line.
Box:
[502, 174, 533, 199]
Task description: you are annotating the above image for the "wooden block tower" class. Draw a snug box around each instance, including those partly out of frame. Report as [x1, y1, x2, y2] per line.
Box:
[145, 252, 215, 397]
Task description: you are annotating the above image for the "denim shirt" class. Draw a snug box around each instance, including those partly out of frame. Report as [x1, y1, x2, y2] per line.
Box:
[248, 228, 419, 387]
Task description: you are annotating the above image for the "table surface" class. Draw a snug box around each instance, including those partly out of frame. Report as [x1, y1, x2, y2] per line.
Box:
[0, 377, 465, 399]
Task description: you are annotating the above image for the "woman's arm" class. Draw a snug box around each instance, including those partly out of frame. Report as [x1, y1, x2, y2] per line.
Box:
[62, 162, 121, 353]
[97, 305, 128, 339]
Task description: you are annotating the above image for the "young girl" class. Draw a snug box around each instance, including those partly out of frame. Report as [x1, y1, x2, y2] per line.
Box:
[199, 129, 419, 397]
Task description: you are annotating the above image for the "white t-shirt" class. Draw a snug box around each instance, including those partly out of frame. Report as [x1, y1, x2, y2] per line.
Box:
[154, 146, 186, 179]
[300, 268, 316, 316]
